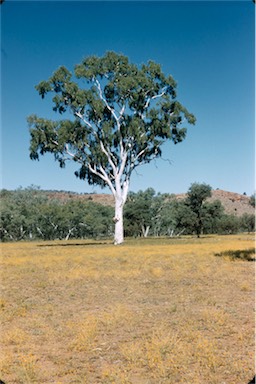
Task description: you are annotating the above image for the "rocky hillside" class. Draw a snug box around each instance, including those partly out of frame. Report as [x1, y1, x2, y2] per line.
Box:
[45, 189, 254, 217]
[209, 190, 255, 216]
[176, 190, 254, 217]
[46, 191, 115, 206]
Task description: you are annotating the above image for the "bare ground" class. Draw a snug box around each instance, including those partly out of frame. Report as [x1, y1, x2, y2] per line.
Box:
[0, 235, 255, 383]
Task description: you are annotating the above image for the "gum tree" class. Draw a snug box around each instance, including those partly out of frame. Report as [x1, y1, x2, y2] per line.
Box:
[29, 51, 195, 244]
[185, 182, 212, 237]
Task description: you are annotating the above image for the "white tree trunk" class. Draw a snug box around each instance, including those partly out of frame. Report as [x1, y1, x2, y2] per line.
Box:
[65, 227, 75, 241]
[141, 225, 150, 238]
[114, 198, 124, 245]
[113, 180, 129, 245]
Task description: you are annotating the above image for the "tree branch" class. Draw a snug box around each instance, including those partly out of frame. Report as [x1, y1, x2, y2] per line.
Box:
[100, 140, 118, 177]
[74, 110, 94, 130]
[94, 78, 119, 122]
[88, 163, 116, 196]
[144, 87, 167, 110]
[93, 77, 126, 163]
[65, 144, 76, 159]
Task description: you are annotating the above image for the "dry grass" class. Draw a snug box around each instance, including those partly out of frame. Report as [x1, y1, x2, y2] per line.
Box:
[0, 234, 255, 383]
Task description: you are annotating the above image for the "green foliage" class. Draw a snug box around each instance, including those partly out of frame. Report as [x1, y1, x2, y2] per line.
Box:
[249, 193, 255, 208]
[216, 213, 255, 235]
[2, 184, 254, 242]
[236, 213, 255, 233]
[124, 185, 223, 238]
[185, 183, 212, 237]
[0, 187, 114, 242]
[217, 214, 240, 234]
[186, 183, 212, 208]
[28, 51, 195, 189]
[124, 184, 255, 238]
[156, 198, 197, 237]
[201, 200, 225, 234]
[124, 188, 164, 237]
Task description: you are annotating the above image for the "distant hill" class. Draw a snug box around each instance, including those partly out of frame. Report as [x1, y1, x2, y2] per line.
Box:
[176, 189, 254, 217]
[45, 191, 115, 206]
[45, 189, 254, 217]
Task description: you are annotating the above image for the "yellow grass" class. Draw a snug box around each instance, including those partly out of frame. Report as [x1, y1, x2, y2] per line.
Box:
[0, 234, 255, 383]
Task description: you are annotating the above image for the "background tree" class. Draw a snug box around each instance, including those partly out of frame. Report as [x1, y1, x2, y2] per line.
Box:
[124, 188, 163, 237]
[218, 214, 240, 234]
[239, 213, 255, 233]
[0, 187, 114, 241]
[249, 193, 255, 208]
[170, 200, 198, 236]
[1, 186, 254, 241]
[28, 51, 195, 244]
[201, 200, 225, 234]
[185, 182, 212, 237]
[0, 186, 47, 241]
[152, 196, 195, 237]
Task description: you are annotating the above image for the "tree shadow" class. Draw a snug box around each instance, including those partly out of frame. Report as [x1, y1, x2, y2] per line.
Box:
[37, 241, 111, 247]
[215, 248, 255, 262]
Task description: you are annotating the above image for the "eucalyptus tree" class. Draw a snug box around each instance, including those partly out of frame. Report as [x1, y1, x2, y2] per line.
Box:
[124, 188, 157, 237]
[29, 51, 195, 244]
[0, 187, 48, 241]
[185, 183, 212, 237]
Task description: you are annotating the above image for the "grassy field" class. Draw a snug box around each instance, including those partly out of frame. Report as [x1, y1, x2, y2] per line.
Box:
[0, 234, 255, 384]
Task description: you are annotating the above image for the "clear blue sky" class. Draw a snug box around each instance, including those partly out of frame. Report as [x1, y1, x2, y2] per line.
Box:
[1, 1, 255, 195]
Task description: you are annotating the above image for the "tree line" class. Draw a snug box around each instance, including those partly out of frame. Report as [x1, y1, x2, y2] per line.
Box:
[0, 184, 255, 242]
[124, 184, 255, 238]
[0, 187, 113, 241]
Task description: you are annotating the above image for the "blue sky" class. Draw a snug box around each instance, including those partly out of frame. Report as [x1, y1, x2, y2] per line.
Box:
[1, 1, 255, 195]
